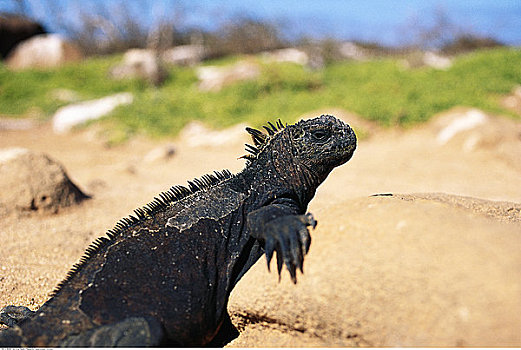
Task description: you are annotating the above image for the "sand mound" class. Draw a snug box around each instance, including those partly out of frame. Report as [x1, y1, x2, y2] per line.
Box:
[228, 193, 521, 347]
[0, 148, 89, 215]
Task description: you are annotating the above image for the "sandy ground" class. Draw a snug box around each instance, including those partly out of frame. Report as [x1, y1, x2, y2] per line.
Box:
[0, 108, 520, 346]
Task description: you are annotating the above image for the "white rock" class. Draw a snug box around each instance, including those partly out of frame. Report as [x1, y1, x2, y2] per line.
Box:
[161, 45, 205, 66]
[436, 109, 488, 145]
[261, 48, 309, 65]
[6, 34, 83, 70]
[110, 49, 167, 85]
[52, 93, 133, 133]
[423, 51, 452, 70]
[196, 61, 260, 92]
[338, 42, 367, 61]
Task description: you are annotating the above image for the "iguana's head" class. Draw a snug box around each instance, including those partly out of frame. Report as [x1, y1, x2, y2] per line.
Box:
[288, 114, 356, 172]
[244, 114, 356, 184]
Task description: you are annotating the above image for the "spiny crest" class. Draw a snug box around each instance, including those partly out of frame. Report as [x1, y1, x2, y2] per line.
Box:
[242, 119, 287, 161]
[51, 235, 110, 296]
[50, 169, 233, 297]
[105, 168, 232, 240]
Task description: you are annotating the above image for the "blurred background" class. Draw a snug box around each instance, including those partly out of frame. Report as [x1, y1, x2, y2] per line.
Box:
[0, 0, 520, 140]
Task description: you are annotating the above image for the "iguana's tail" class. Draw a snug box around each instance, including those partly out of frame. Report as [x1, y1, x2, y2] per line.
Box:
[0, 327, 23, 346]
[0, 316, 165, 346]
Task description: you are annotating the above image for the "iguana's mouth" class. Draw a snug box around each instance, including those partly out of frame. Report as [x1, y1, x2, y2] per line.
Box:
[330, 125, 357, 164]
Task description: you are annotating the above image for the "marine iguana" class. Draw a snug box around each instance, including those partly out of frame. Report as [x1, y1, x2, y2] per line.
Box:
[0, 114, 357, 347]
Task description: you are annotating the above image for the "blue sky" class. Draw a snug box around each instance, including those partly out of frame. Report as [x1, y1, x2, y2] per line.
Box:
[2, 0, 521, 46]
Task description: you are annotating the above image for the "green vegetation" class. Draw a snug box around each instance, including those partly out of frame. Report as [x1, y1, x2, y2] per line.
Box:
[0, 47, 520, 140]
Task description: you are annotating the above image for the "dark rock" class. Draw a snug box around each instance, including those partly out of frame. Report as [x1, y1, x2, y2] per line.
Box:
[0, 13, 45, 59]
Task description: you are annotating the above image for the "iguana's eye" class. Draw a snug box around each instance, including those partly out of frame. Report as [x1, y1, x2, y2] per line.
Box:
[311, 129, 330, 142]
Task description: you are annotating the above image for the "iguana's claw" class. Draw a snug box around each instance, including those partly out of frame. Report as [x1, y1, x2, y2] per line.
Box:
[263, 213, 316, 283]
[0, 305, 35, 327]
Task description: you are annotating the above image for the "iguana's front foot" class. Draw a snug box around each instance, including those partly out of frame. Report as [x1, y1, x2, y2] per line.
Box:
[0, 305, 35, 327]
[260, 213, 317, 283]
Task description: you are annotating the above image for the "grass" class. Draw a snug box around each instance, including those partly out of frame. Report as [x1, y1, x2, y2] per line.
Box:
[0, 47, 520, 140]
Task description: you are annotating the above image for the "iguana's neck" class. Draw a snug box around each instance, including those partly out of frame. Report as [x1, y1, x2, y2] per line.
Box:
[237, 150, 319, 210]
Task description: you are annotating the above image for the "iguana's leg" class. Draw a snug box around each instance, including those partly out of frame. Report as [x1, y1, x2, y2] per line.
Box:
[0, 305, 35, 327]
[247, 198, 317, 283]
[60, 316, 164, 347]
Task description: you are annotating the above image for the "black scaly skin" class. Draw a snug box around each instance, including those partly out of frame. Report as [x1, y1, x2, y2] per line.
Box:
[0, 115, 356, 347]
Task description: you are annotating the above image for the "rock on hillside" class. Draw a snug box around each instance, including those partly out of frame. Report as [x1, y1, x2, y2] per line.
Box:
[110, 49, 167, 86]
[0, 13, 46, 59]
[0, 148, 89, 215]
[52, 93, 134, 134]
[5, 34, 83, 70]
[196, 61, 261, 92]
[260, 48, 309, 65]
[161, 45, 206, 66]
[425, 107, 521, 171]
[228, 193, 521, 347]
